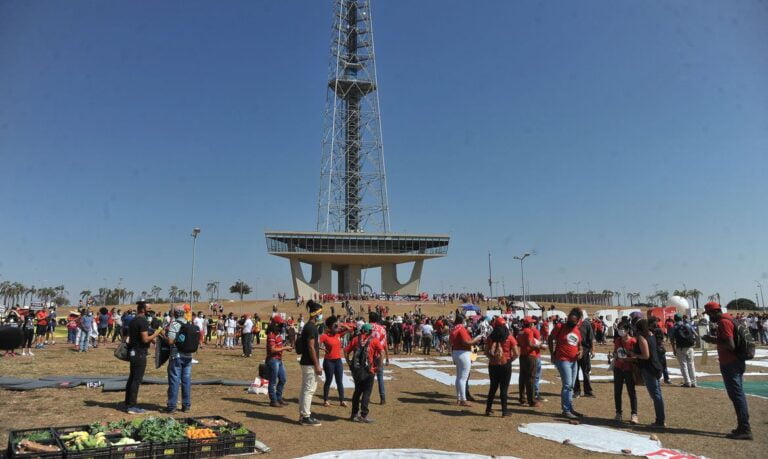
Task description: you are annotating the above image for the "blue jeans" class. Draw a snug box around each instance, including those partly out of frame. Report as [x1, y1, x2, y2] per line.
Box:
[167, 355, 193, 409]
[67, 329, 77, 344]
[322, 358, 345, 402]
[641, 366, 665, 424]
[721, 361, 750, 430]
[554, 360, 578, 413]
[78, 329, 89, 351]
[267, 358, 286, 403]
[376, 363, 386, 400]
[534, 357, 542, 398]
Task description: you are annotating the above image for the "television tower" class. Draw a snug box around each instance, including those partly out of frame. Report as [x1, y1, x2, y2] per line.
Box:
[317, 0, 390, 233]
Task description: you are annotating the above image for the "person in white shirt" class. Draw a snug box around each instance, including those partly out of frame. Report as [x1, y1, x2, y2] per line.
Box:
[193, 314, 206, 349]
[225, 314, 237, 349]
[242, 315, 254, 357]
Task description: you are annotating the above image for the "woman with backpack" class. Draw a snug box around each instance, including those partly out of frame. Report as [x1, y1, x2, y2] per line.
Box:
[484, 317, 518, 416]
[344, 323, 385, 423]
[450, 314, 482, 407]
[627, 318, 666, 428]
[649, 317, 671, 384]
[319, 316, 352, 407]
[611, 319, 638, 424]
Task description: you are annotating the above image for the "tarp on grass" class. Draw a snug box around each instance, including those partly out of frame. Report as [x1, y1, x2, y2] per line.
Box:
[299, 449, 519, 459]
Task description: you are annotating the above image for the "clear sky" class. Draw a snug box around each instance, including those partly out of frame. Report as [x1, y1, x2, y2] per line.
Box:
[1, 0, 767, 304]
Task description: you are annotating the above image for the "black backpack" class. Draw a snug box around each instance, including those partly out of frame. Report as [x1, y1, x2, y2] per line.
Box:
[674, 324, 696, 348]
[176, 321, 200, 353]
[294, 330, 304, 355]
[731, 319, 756, 361]
[350, 337, 372, 380]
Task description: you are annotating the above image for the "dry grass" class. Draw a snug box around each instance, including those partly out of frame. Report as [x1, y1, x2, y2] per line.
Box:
[1, 304, 766, 458]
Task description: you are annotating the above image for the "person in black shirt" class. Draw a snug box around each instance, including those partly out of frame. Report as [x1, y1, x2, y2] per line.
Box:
[298, 300, 323, 426]
[124, 301, 161, 414]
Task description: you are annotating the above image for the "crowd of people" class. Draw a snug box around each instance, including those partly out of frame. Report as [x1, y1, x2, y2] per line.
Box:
[1, 297, 760, 441]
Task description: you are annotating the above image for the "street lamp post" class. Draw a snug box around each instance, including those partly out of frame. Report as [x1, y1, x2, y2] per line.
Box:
[190, 228, 201, 308]
[513, 253, 531, 315]
[756, 281, 765, 310]
[488, 251, 494, 299]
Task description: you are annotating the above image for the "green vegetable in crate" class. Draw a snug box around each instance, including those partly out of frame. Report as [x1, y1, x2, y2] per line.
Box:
[17, 431, 52, 443]
[136, 417, 187, 443]
[111, 437, 140, 446]
[60, 431, 109, 450]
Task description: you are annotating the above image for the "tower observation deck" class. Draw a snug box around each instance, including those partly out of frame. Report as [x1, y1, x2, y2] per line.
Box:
[265, 0, 449, 299]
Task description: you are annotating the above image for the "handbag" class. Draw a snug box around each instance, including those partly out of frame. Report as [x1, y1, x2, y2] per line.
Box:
[114, 341, 130, 361]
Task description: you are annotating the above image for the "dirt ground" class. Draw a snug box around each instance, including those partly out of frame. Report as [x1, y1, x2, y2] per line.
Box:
[1, 301, 766, 458]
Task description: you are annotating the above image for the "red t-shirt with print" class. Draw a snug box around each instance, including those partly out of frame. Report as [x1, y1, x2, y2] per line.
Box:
[267, 332, 284, 360]
[716, 313, 739, 365]
[552, 323, 581, 362]
[613, 336, 637, 371]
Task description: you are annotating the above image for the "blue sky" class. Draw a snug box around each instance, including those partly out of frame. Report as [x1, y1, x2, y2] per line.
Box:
[1, 0, 767, 304]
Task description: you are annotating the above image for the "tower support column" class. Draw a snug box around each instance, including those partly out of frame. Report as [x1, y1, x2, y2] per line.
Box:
[381, 260, 423, 295]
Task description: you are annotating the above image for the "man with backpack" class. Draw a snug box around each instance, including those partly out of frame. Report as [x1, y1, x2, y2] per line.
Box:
[702, 302, 753, 440]
[344, 323, 385, 423]
[164, 304, 200, 413]
[669, 314, 697, 388]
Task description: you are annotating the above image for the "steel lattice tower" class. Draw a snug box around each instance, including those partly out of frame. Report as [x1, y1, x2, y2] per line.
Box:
[317, 0, 390, 233]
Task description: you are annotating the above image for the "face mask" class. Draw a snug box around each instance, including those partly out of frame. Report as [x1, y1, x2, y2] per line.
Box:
[618, 329, 627, 337]
[316, 314, 323, 322]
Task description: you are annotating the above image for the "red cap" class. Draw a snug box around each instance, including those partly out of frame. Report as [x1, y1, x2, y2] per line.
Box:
[272, 315, 285, 324]
[494, 317, 506, 326]
[523, 316, 535, 324]
[704, 302, 721, 312]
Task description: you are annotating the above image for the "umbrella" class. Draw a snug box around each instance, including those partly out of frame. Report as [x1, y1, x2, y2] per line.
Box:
[461, 303, 480, 313]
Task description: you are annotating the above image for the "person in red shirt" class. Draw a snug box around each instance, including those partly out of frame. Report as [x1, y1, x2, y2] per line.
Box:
[368, 312, 390, 405]
[484, 318, 519, 416]
[344, 323, 385, 423]
[702, 302, 752, 440]
[320, 316, 352, 407]
[449, 315, 482, 406]
[266, 316, 292, 407]
[612, 319, 638, 424]
[517, 317, 543, 407]
[547, 308, 583, 419]
[34, 310, 48, 348]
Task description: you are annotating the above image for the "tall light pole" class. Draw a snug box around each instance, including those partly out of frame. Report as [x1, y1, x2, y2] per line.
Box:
[487, 251, 494, 299]
[756, 281, 765, 310]
[513, 253, 531, 315]
[190, 228, 201, 307]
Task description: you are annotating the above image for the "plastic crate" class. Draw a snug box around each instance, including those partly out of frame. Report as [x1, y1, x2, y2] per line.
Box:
[56, 426, 110, 459]
[8, 428, 64, 459]
[148, 440, 187, 459]
[185, 417, 254, 456]
[110, 440, 151, 459]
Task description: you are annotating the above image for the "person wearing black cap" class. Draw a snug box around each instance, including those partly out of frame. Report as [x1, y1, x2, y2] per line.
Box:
[298, 300, 324, 426]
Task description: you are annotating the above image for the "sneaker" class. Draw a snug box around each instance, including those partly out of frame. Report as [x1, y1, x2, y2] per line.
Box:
[690, 383, 697, 388]
[192, 359, 199, 364]
[181, 406, 190, 413]
[529, 402, 543, 408]
[380, 398, 386, 405]
[299, 417, 321, 427]
[535, 396, 548, 402]
[126, 407, 146, 414]
[351, 415, 363, 422]
[630, 414, 639, 424]
[650, 422, 667, 429]
[584, 392, 596, 398]
[485, 410, 494, 416]
[570, 410, 585, 418]
[270, 401, 282, 408]
[680, 383, 691, 388]
[359, 416, 375, 423]
[21, 350, 27, 356]
[501, 411, 511, 418]
[725, 430, 753, 440]
[614, 413, 622, 422]
[162, 407, 177, 414]
[563, 411, 578, 420]
[28, 351, 34, 356]
[278, 400, 288, 406]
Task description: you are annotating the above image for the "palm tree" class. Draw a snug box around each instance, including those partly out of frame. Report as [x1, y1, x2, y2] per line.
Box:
[689, 289, 702, 309]
[206, 282, 217, 302]
[168, 285, 179, 303]
[178, 289, 188, 301]
[151, 285, 162, 302]
[601, 289, 614, 306]
[127, 291, 134, 303]
[80, 290, 92, 301]
[655, 290, 669, 306]
[192, 290, 200, 303]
